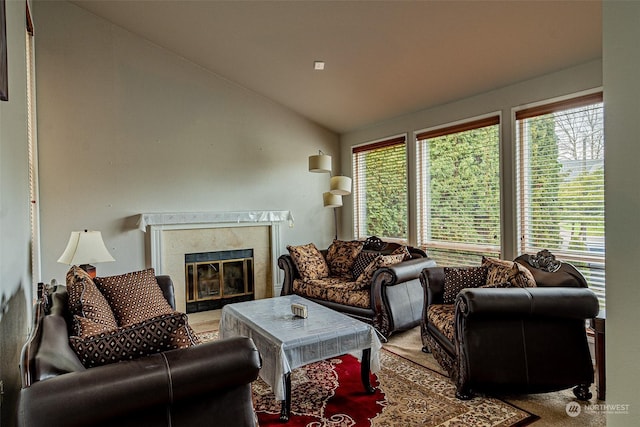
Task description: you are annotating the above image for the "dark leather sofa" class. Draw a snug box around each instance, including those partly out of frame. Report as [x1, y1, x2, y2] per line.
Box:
[421, 253, 600, 400]
[18, 276, 262, 427]
[279, 237, 437, 338]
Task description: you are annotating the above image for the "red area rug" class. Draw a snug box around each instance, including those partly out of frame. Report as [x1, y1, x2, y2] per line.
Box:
[252, 355, 385, 426]
[198, 330, 537, 427]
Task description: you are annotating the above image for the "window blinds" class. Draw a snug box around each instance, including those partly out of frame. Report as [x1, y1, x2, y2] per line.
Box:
[416, 116, 501, 266]
[516, 92, 605, 308]
[352, 136, 408, 241]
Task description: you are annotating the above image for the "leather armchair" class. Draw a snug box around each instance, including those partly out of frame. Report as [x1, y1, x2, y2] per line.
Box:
[421, 254, 599, 400]
[19, 276, 262, 427]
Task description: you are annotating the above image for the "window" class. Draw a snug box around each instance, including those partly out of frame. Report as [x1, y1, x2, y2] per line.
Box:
[352, 136, 407, 241]
[27, 4, 42, 290]
[516, 92, 605, 308]
[416, 116, 501, 266]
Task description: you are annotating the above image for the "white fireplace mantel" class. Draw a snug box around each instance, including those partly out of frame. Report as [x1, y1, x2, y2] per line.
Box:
[137, 211, 294, 299]
[137, 210, 294, 231]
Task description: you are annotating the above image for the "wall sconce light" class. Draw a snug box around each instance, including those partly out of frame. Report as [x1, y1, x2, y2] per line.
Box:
[57, 230, 115, 278]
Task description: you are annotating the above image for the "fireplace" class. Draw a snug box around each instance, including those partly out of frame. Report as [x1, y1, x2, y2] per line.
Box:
[185, 249, 254, 313]
[137, 210, 293, 312]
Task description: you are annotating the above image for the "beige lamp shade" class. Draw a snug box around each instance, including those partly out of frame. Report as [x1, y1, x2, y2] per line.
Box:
[323, 192, 343, 208]
[329, 176, 352, 195]
[308, 153, 332, 173]
[57, 230, 115, 265]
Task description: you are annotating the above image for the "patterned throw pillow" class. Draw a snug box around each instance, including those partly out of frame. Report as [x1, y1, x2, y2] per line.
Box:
[73, 315, 117, 337]
[351, 251, 379, 280]
[94, 268, 174, 327]
[66, 266, 118, 334]
[482, 256, 536, 288]
[482, 256, 513, 287]
[508, 262, 537, 288]
[480, 282, 511, 289]
[391, 245, 412, 261]
[326, 239, 364, 278]
[354, 254, 405, 289]
[442, 267, 488, 304]
[287, 243, 330, 281]
[69, 312, 200, 368]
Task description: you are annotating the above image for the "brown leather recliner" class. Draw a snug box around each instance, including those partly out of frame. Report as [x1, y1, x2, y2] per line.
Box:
[18, 276, 262, 427]
[420, 252, 599, 400]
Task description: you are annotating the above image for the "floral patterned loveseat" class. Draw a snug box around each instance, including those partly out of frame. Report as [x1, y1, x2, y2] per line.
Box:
[278, 237, 437, 338]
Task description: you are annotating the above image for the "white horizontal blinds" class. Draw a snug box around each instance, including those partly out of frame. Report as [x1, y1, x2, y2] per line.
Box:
[416, 116, 501, 266]
[516, 92, 605, 308]
[352, 136, 408, 241]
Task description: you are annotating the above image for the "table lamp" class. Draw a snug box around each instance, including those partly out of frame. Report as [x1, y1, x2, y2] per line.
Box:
[57, 230, 115, 278]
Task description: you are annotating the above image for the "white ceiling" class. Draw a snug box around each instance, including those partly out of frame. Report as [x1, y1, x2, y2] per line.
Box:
[70, 0, 602, 133]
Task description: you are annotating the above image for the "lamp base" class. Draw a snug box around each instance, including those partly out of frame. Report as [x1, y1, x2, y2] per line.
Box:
[79, 264, 97, 278]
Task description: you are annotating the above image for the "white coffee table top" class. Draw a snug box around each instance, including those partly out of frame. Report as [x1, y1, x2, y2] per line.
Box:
[220, 295, 382, 400]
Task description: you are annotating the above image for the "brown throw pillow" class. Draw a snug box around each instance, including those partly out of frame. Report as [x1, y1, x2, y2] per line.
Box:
[442, 267, 488, 304]
[69, 312, 200, 368]
[66, 266, 118, 334]
[391, 245, 412, 261]
[482, 256, 513, 287]
[480, 282, 511, 289]
[482, 256, 537, 288]
[287, 243, 330, 280]
[354, 253, 405, 289]
[508, 262, 537, 288]
[94, 268, 174, 327]
[326, 239, 364, 278]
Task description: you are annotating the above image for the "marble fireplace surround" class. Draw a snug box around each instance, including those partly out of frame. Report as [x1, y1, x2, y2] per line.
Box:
[137, 211, 293, 312]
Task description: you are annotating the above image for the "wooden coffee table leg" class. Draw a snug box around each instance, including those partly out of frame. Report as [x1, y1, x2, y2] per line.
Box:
[361, 348, 376, 393]
[279, 372, 292, 422]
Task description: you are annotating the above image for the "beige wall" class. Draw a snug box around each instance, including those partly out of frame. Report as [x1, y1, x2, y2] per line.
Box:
[34, 1, 340, 285]
[0, 2, 32, 425]
[603, 1, 640, 424]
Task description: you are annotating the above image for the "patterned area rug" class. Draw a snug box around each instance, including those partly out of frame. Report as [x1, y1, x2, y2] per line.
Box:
[198, 331, 538, 427]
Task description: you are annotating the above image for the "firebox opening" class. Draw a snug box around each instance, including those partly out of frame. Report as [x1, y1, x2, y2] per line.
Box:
[185, 249, 254, 313]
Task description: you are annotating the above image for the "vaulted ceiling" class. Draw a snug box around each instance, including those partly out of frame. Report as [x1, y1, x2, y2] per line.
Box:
[71, 0, 602, 133]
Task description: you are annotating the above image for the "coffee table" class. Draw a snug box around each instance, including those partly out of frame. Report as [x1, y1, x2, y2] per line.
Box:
[219, 295, 382, 422]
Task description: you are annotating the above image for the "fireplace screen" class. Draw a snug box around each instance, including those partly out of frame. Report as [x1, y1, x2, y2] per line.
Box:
[185, 249, 254, 313]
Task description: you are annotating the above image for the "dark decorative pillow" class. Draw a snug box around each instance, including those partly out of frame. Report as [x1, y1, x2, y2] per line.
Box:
[66, 266, 118, 333]
[94, 268, 174, 327]
[73, 315, 117, 337]
[326, 239, 364, 277]
[287, 243, 330, 281]
[442, 267, 488, 304]
[355, 253, 405, 289]
[69, 312, 200, 368]
[351, 251, 378, 280]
